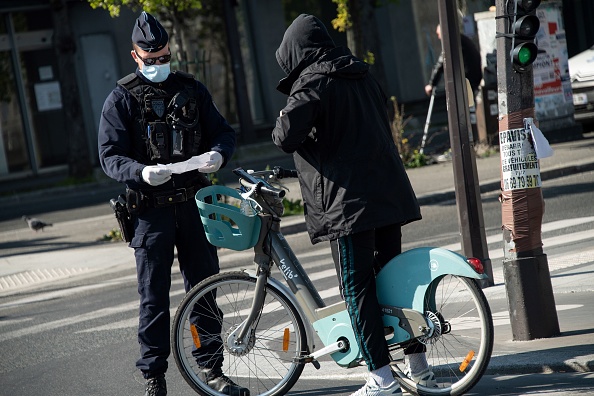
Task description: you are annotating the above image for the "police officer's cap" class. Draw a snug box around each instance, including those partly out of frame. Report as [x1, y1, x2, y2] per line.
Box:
[132, 11, 168, 52]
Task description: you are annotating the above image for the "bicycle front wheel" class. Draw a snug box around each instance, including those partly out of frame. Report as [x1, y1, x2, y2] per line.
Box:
[391, 275, 494, 396]
[172, 271, 308, 396]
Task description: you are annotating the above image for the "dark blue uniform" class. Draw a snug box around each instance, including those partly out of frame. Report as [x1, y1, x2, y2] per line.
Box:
[98, 69, 236, 378]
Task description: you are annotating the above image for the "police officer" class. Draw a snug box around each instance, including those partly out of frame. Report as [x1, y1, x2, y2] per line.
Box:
[98, 11, 248, 396]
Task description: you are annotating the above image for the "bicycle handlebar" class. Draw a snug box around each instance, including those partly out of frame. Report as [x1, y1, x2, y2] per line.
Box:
[272, 166, 299, 179]
[233, 167, 292, 198]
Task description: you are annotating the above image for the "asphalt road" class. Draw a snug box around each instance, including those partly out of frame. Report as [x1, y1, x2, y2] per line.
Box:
[1, 170, 592, 395]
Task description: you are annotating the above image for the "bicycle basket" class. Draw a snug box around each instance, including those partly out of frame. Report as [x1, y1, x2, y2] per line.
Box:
[195, 185, 261, 251]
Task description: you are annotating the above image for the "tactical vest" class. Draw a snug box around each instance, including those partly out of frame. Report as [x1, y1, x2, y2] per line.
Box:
[117, 71, 202, 162]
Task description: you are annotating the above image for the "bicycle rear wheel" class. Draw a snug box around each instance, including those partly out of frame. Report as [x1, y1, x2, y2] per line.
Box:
[390, 275, 493, 396]
[172, 271, 308, 396]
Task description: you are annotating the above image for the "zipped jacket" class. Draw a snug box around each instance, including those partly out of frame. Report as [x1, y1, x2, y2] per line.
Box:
[272, 14, 421, 244]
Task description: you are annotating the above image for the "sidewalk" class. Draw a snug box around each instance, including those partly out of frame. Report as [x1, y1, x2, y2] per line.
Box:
[409, 132, 594, 205]
[1, 133, 593, 377]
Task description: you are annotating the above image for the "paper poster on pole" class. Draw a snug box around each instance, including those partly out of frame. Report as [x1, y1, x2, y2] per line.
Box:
[533, 1, 572, 119]
[500, 128, 541, 191]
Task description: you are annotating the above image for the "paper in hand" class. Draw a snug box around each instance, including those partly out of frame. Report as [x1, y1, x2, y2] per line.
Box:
[157, 152, 212, 174]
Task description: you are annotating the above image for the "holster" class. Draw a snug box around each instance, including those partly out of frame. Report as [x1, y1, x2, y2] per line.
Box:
[126, 188, 145, 215]
[109, 194, 135, 243]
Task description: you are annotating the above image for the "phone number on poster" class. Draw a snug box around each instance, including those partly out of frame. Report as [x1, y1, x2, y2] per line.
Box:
[503, 174, 541, 190]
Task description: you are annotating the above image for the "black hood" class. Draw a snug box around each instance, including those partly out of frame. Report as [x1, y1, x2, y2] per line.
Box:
[275, 14, 336, 94]
[276, 14, 335, 74]
[275, 14, 369, 95]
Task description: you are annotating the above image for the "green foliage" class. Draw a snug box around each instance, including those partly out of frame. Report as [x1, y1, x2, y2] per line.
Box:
[363, 51, 375, 65]
[208, 172, 219, 185]
[331, 0, 400, 33]
[99, 228, 123, 242]
[87, 0, 203, 17]
[283, 198, 304, 216]
[389, 96, 428, 168]
[405, 150, 427, 168]
[331, 0, 351, 32]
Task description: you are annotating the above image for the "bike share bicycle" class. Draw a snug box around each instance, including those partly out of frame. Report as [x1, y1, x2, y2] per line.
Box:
[172, 167, 494, 396]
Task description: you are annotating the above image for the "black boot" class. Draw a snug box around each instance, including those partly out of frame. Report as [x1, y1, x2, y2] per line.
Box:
[204, 368, 250, 396]
[145, 374, 167, 396]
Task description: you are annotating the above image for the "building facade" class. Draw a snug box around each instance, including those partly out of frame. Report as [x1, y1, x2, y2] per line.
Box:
[0, 0, 592, 183]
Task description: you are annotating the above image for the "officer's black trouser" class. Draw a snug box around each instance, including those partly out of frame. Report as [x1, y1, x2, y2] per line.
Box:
[330, 223, 425, 372]
[130, 199, 220, 378]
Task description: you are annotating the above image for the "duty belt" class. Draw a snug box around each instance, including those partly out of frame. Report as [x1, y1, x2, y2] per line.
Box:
[144, 186, 197, 208]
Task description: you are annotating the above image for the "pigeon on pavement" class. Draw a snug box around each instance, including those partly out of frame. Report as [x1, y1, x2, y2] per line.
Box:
[22, 215, 53, 232]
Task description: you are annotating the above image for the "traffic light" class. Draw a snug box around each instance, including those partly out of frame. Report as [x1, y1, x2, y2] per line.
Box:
[510, 0, 541, 72]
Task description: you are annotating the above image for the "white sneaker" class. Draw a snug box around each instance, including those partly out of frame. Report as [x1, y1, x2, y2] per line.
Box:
[350, 377, 402, 396]
[404, 365, 438, 387]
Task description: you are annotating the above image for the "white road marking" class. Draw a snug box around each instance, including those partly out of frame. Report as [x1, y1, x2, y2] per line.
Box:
[0, 219, 591, 345]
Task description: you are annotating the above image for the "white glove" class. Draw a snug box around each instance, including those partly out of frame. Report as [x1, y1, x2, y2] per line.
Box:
[197, 151, 223, 173]
[141, 166, 172, 186]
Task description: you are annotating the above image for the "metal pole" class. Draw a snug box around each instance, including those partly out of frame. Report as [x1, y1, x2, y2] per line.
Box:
[6, 14, 39, 174]
[223, 0, 254, 143]
[420, 88, 436, 155]
[495, 0, 559, 341]
[437, 0, 494, 287]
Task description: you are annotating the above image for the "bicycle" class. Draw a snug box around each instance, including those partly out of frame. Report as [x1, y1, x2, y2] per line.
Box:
[172, 166, 494, 396]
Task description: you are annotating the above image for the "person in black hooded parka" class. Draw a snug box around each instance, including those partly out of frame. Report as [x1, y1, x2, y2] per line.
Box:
[272, 14, 433, 396]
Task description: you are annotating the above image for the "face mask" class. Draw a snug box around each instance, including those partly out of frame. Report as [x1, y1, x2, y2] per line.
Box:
[140, 63, 171, 83]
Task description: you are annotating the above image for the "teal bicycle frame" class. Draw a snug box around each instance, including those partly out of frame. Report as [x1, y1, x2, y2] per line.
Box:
[185, 166, 494, 396]
[250, 217, 488, 368]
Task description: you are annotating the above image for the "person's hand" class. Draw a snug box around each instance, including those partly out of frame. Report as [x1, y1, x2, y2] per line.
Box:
[141, 166, 172, 186]
[425, 84, 433, 96]
[198, 151, 223, 173]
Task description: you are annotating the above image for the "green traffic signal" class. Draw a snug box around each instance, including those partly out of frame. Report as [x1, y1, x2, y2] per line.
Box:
[512, 42, 538, 67]
[510, 0, 541, 72]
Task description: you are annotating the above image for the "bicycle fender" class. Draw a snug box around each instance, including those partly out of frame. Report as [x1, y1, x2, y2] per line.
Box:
[375, 247, 487, 343]
[241, 269, 316, 355]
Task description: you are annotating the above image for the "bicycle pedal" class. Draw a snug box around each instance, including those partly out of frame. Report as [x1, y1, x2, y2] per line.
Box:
[293, 356, 321, 369]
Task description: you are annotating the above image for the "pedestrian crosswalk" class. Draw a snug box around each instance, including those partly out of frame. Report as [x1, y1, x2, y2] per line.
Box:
[0, 216, 592, 347]
[438, 216, 594, 284]
[439, 216, 594, 261]
[219, 216, 594, 286]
